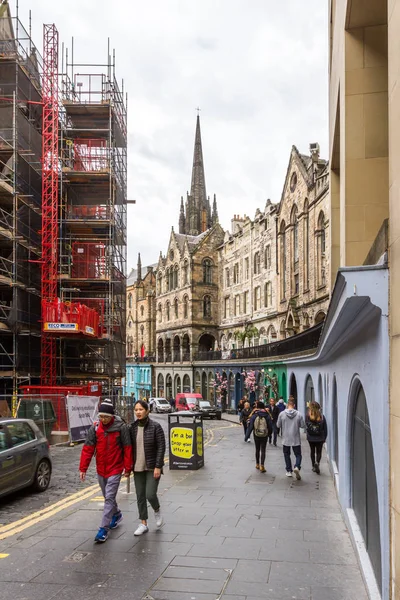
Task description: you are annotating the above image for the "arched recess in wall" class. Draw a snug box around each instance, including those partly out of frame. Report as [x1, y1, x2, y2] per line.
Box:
[202, 371, 208, 400]
[174, 374, 181, 395]
[195, 371, 201, 394]
[157, 373, 164, 397]
[289, 373, 298, 404]
[183, 374, 191, 393]
[351, 380, 382, 593]
[281, 372, 287, 402]
[332, 375, 338, 468]
[304, 374, 315, 412]
[228, 372, 235, 408]
[166, 374, 172, 399]
[208, 372, 214, 404]
[318, 373, 323, 408]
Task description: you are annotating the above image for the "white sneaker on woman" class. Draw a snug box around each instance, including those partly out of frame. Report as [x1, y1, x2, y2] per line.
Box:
[155, 510, 164, 528]
[134, 523, 149, 536]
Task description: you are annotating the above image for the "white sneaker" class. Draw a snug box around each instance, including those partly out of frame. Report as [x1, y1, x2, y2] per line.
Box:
[293, 467, 301, 480]
[286, 471, 293, 477]
[246, 439, 251, 443]
[155, 510, 164, 528]
[134, 523, 149, 536]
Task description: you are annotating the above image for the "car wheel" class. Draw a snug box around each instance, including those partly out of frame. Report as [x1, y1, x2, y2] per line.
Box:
[216, 413, 222, 420]
[33, 459, 51, 492]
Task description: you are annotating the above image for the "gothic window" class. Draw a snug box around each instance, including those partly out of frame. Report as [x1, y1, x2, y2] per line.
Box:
[225, 268, 230, 288]
[233, 263, 239, 284]
[183, 295, 189, 319]
[128, 293, 132, 309]
[203, 295, 212, 318]
[264, 281, 272, 307]
[174, 265, 179, 289]
[264, 217, 269, 230]
[291, 206, 299, 295]
[165, 269, 169, 292]
[127, 335, 133, 356]
[166, 301, 170, 321]
[174, 297, 179, 318]
[140, 325, 144, 337]
[157, 274, 162, 295]
[253, 252, 260, 275]
[169, 268, 174, 291]
[183, 260, 189, 285]
[317, 211, 326, 287]
[303, 199, 310, 290]
[280, 221, 286, 299]
[264, 245, 271, 269]
[254, 286, 261, 310]
[140, 305, 144, 317]
[203, 259, 213, 284]
[158, 303, 162, 323]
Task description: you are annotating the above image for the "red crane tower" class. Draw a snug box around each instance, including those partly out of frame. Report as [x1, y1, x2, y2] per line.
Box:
[41, 24, 59, 386]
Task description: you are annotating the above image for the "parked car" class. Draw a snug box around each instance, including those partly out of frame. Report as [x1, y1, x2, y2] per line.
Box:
[0, 418, 52, 499]
[195, 400, 222, 420]
[149, 398, 172, 413]
[175, 393, 203, 412]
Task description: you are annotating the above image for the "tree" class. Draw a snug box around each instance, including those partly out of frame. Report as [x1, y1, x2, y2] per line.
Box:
[234, 324, 259, 347]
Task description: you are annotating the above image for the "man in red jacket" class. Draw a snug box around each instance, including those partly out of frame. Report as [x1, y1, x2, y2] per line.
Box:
[79, 399, 132, 543]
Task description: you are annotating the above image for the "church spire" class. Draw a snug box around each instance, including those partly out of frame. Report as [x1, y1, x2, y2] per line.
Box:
[212, 193, 218, 226]
[179, 197, 185, 234]
[190, 115, 207, 208]
[137, 252, 142, 282]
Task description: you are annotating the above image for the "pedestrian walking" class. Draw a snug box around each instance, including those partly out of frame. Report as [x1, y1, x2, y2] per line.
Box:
[239, 400, 252, 442]
[237, 397, 245, 415]
[79, 399, 132, 543]
[245, 401, 272, 472]
[277, 397, 305, 480]
[129, 400, 166, 536]
[306, 401, 328, 474]
[267, 397, 280, 446]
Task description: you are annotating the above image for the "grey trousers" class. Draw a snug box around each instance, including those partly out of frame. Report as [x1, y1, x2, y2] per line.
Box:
[133, 470, 160, 521]
[98, 474, 122, 529]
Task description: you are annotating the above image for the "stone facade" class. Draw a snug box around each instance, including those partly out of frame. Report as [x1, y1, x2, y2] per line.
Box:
[218, 144, 330, 349]
[126, 255, 156, 359]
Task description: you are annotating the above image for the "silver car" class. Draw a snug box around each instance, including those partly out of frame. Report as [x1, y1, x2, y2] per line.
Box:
[149, 398, 172, 413]
[0, 418, 52, 499]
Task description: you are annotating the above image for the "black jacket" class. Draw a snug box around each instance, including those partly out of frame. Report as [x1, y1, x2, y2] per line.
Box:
[129, 418, 166, 470]
[305, 415, 328, 443]
[267, 404, 280, 423]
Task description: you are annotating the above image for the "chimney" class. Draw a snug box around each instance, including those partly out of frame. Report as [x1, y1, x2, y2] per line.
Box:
[231, 215, 244, 234]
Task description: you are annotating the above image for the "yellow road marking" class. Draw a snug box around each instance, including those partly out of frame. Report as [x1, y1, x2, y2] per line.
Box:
[0, 422, 219, 540]
[0, 553, 9, 558]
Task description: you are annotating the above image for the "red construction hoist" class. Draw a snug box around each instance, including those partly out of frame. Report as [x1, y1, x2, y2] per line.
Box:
[41, 24, 59, 386]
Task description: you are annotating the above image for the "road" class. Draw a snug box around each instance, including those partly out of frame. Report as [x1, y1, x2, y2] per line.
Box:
[0, 415, 222, 526]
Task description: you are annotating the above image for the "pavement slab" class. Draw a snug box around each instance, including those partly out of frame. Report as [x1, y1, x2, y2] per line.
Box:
[0, 417, 369, 600]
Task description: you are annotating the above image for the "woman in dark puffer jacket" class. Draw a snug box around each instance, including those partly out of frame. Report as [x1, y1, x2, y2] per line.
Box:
[129, 400, 166, 536]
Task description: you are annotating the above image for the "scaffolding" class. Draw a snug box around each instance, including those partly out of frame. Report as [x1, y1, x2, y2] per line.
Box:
[0, 3, 127, 401]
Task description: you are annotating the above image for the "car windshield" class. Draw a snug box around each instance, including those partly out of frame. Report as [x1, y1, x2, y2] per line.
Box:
[199, 401, 211, 408]
[185, 397, 200, 404]
[157, 400, 169, 405]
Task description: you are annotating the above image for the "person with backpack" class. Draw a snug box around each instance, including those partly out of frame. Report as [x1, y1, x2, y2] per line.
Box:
[245, 401, 272, 472]
[79, 399, 132, 543]
[277, 397, 305, 479]
[306, 401, 328, 474]
[129, 400, 166, 536]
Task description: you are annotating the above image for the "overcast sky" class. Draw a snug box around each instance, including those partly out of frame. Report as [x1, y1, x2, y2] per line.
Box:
[13, 0, 328, 271]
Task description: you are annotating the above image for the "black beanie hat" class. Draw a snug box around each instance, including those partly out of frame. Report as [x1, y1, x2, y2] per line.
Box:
[98, 398, 115, 416]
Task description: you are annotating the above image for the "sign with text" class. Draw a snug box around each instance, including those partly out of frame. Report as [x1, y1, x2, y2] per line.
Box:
[168, 414, 204, 470]
[66, 395, 99, 442]
[44, 322, 79, 332]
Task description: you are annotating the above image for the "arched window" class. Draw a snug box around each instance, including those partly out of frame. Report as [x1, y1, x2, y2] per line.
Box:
[303, 199, 309, 290]
[140, 325, 144, 337]
[166, 301, 170, 321]
[140, 305, 144, 317]
[158, 303, 162, 323]
[254, 252, 260, 275]
[128, 293, 132, 309]
[203, 295, 212, 318]
[174, 265, 179, 289]
[317, 211, 326, 287]
[264, 245, 271, 269]
[280, 221, 286, 299]
[203, 259, 212, 284]
[225, 268, 230, 288]
[169, 268, 174, 291]
[264, 281, 272, 307]
[183, 373, 191, 392]
[127, 335, 133, 356]
[174, 298, 179, 318]
[157, 338, 164, 363]
[183, 260, 189, 285]
[165, 269, 169, 292]
[291, 206, 299, 295]
[183, 295, 189, 319]
[157, 373, 164, 396]
[157, 274, 162, 295]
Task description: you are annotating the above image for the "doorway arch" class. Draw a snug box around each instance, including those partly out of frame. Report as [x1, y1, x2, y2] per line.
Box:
[183, 374, 191, 392]
[202, 372, 208, 400]
[318, 373, 323, 408]
[289, 373, 298, 405]
[174, 374, 181, 395]
[281, 372, 287, 402]
[157, 373, 164, 397]
[304, 374, 315, 412]
[332, 375, 338, 468]
[166, 374, 172, 400]
[351, 381, 381, 593]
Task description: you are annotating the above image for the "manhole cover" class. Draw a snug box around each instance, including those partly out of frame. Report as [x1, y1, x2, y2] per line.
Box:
[64, 551, 91, 563]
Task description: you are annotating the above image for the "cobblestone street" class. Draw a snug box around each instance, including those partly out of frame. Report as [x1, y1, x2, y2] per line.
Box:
[0, 418, 368, 600]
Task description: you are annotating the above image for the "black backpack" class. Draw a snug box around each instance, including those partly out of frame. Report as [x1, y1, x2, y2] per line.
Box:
[306, 418, 323, 436]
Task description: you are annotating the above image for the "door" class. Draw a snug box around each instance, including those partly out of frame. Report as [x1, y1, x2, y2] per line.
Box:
[3, 421, 38, 491]
[0, 423, 12, 495]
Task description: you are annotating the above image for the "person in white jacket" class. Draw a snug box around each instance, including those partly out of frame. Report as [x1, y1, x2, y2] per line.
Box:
[277, 397, 305, 480]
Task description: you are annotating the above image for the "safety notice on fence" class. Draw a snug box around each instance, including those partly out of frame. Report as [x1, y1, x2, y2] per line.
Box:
[66, 395, 99, 442]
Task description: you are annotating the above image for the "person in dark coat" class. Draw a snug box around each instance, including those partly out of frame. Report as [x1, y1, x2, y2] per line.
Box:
[267, 398, 280, 446]
[305, 401, 328, 474]
[245, 401, 272, 472]
[129, 400, 166, 535]
[239, 400, 252, 442]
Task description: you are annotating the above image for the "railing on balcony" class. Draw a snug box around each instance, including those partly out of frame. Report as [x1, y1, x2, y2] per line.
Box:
[193, 322, 324, 362]
[182, 352, 191, 362]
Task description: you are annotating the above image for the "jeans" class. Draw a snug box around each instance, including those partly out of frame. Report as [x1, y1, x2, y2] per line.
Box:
[309, 441, 324, 466]
[134, 470, 161, 521]
[283, 445, 302, 472]
[254, 436, 268, 466]
[268, 422, 278, 445]
[242, 421, 248, 437]
[98, 474, 122, 529]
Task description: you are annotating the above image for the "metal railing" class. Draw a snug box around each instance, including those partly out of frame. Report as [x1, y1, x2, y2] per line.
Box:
[193, 322, 324, 362]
